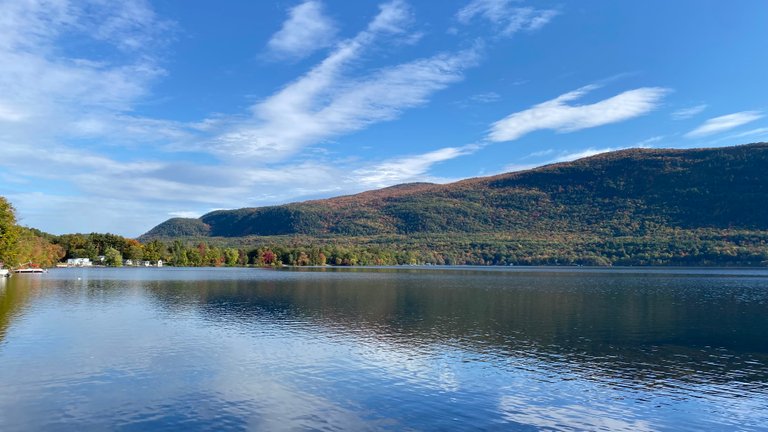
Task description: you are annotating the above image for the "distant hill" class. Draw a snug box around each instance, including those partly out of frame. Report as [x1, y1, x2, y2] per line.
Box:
[142, 143, 768, 241]
[147, 218, 212, 238]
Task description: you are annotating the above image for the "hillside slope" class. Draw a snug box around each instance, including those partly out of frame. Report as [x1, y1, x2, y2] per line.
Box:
[142, 143, 768, 240]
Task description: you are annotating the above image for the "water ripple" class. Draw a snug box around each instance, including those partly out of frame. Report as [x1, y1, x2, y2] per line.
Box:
[0, 267, 767, 431]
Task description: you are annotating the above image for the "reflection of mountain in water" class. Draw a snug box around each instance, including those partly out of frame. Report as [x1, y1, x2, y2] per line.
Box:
[144, 269, 768, 387]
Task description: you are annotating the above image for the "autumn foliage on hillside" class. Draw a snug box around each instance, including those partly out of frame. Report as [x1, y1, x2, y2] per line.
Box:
[137, 143, 768, 267]
[144, 143, 768, 239]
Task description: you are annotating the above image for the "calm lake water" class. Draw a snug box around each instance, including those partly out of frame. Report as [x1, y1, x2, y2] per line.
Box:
[1, 267, 767, 431]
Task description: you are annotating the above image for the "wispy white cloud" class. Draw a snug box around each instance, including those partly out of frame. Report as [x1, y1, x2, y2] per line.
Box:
[211, 1, 479, 161]
[351, 145, 481, 188]
[671, 104, 707, 120]
[0, 0, 489, 235]
[1, 142, 161, 178]
[90, 0, 175, 52]
[0, 0, 171, 54]
[706, 125, 768, 146]
[369, 0, 412, 33]
[457, 0, 559, 36]
[168, 211, 203, 219]
[551, 147, 620, 163]
[2, 146, 346, 235]
[527, 149, 556, 158]
[635, 135, 664, 147]
[0, 0, 571, 236]
[267, 1, 337, 60]
[0, 0, 170, 139]
[453, 91, 500, 108]
[488, 85, 669, 142]
[501, 163, 537, 173]
[0, 0, 239, 235]
[728, 127, 768, 139]
[469, 91, 501, 103]
[211, 49, 479, 161]
[685, 111, 764, 138]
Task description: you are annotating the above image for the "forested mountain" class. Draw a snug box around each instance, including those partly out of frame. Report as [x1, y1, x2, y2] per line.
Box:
[143, 143, 768, 240]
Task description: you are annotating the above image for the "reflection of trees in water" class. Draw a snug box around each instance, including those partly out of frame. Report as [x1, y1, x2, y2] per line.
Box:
[0, 275, 131, 344]
[144, 271, 768, 387]
[0, 276, 44, 343]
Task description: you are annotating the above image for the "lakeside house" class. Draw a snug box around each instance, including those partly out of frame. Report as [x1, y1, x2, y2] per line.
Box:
[123, 259, 164, 267]
[67, 258, 92, 267]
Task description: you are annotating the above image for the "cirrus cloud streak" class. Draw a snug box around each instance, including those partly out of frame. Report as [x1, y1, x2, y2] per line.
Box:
[488, 85, 670, 142]
[684, 111, 763, 138]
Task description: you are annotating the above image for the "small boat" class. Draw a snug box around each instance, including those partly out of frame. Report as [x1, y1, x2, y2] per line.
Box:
[0, 268, 9, 278]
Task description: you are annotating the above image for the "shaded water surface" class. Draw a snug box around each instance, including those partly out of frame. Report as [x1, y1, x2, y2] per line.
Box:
[0, 267, 767, 431]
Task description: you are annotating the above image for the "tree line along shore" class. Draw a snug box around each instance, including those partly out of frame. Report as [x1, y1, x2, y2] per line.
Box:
[4, 144, 768, 268]
[2, 215, 767, 269]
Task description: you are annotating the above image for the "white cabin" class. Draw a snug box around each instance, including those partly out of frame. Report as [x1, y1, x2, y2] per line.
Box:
[67, 258, 92, 267]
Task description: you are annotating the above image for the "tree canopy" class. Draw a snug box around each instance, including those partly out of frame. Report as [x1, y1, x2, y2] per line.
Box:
[0, 198, 20, 267]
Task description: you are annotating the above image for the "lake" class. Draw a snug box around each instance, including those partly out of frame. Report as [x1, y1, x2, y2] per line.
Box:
[1, 267, 767, 431]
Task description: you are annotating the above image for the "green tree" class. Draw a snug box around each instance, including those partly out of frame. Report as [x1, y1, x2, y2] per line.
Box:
[104, 247, 123, 267]
[224, 248, 239, 266]
[0, 197, 20, 267]
[186, 249, 202, 266]
[205, 247, 223, 266]
[143, 240, 165, 262]
[170, 240, 188, 266]
[124, 239, 144, 261]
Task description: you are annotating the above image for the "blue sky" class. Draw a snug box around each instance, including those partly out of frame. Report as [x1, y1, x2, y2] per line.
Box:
[1, 0, 767, 236]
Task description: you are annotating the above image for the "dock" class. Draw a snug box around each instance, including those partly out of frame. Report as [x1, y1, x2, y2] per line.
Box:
[13, 268, 47, 274]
